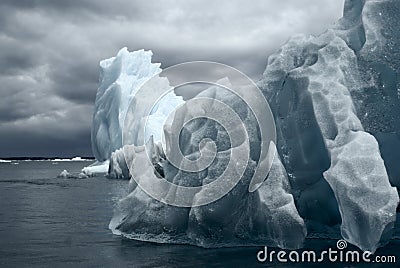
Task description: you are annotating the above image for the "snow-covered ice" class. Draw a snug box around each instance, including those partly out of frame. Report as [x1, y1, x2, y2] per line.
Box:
[82, 161, 109, 176]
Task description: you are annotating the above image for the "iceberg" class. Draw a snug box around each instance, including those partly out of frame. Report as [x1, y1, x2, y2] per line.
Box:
[110, 84, 306, 248]
[90, 47, 183, 162]
[52, 157, 90, 162]
[259, 0, 399, 252]
[88, 0, 400, 253]
[84, 47, 184, 175]
[82, 161, 109, 176]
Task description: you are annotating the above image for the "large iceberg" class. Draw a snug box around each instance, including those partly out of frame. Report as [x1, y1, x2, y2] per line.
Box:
[110, 84, 306, 249]
[86, 0, 399, 254]
[258, 0, 399, 252]
[84, 48, 184, 175]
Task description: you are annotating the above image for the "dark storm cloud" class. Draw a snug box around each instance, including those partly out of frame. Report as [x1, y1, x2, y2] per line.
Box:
[0, 122, 93, 157]
[49, 59, 99, 104]
[0, 0, 344, 157]
[0, 37, 40, 75]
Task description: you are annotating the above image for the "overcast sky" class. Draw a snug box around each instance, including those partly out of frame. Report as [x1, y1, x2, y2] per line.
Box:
[0, 0, 344, 157]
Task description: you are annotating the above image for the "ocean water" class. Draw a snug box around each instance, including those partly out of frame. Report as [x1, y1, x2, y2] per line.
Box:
[0, 161, 399, 267]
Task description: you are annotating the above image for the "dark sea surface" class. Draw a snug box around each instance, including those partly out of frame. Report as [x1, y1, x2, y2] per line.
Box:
[0, 161, 399, 267]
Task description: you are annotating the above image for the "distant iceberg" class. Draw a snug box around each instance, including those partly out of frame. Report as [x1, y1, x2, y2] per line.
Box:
[52, 157, 91, 162]
[90, 48, 184, 163]
[83, 48, 183, 176]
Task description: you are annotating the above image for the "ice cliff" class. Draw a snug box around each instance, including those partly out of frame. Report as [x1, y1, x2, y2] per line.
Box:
[84, 48, 183, 175]
[258, 0, 400, 252]
[86, 0, 400, 253]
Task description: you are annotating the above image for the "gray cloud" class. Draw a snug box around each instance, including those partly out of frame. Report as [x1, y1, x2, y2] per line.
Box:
[0, 0, 344, 157]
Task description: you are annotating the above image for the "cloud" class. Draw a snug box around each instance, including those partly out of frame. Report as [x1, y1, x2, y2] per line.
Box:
[0, 0, 344, 157]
